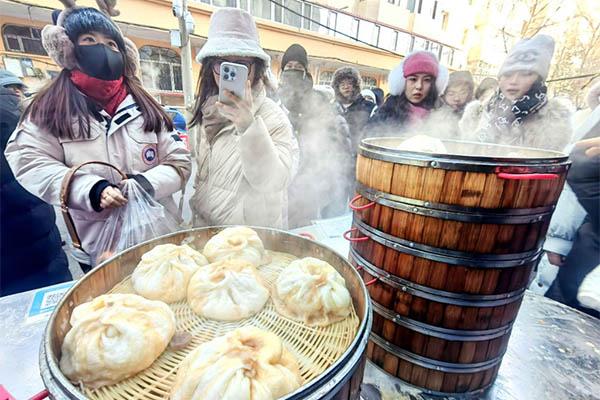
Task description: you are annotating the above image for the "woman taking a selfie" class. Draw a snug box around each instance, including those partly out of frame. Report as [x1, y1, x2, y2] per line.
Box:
[190, 8, 295, 229]
[5, 2, 191, 270]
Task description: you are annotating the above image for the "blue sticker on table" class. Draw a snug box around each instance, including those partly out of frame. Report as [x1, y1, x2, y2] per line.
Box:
[28, 282, 74, 318]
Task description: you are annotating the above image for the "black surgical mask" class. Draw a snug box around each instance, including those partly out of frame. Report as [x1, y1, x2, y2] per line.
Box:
[75, 43, 124, 81]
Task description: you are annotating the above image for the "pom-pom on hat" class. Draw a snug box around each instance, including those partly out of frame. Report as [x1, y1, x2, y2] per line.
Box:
[388, 51, 448, 96]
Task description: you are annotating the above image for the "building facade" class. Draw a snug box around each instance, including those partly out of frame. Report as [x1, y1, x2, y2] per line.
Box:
[1, 0, 472, 107]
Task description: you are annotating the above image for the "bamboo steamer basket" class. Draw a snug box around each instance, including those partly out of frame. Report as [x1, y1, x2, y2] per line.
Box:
[346, 138, 569, 396]
[40, 227, 372, 400]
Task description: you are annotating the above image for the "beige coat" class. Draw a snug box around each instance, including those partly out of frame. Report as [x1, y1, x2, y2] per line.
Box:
[458, 97, 574, 151]
[191, 88, 295, 229]
[5, 95, 191, 263]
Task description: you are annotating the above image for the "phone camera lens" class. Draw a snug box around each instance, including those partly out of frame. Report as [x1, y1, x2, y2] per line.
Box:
[224, 66, 230, 73]
[230, 71, 236, 78]
[224, 74, 230, 80]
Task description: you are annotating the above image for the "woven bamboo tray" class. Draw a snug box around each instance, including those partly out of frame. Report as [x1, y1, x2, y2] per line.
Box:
[69, 250, 359, 400]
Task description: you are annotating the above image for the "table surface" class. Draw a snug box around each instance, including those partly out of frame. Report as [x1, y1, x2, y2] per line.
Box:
[1, 215, 599, 400]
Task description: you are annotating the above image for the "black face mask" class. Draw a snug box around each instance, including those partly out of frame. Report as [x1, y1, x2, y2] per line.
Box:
[279, 69, 311, 109]
[75, 44, 124, 81]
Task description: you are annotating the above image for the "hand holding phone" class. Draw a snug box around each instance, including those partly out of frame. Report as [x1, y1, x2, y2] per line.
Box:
[216, 62, 254, 133]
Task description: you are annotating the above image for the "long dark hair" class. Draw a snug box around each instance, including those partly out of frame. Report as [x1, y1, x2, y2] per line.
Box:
[22, 70, 173, 140]
[376, 85, 439, 125]
[190, 57, 266, 127]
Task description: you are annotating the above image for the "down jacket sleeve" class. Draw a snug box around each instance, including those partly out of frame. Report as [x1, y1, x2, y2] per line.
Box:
[139, 129, 191, 200]
[239, 98, 294, 193]
[4, 120, 106, 213]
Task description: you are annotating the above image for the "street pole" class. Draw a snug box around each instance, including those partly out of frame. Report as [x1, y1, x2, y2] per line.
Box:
[176, 0, 196, 150]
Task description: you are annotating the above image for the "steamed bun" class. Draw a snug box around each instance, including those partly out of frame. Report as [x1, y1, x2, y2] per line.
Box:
[171, 326, 302, 400]
[132, 244, 209, 303]
[60, 294, 176, 388]
[397, 134, 447, 153]
[273, 257, 352, 326]
[187, 259, 269, 321]
[203, 227, 267, 266]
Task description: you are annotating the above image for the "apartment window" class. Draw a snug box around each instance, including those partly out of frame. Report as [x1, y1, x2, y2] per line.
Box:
[432, 1, 438, 19]
[406, 0, 416, 12]
[251, 0, 271, 19]
[335, 13, 358, 39]
[388, 0, 395, 4]
[211, 0, 236, 6]
[396, 31, 412, 53]
[413, 37, 428, 51]
[442, 11, 449, 31]
[139, 46, 183, 92]
[363, 76, 377, 89]
[283, 0, 302, 28]
[358, 20, 379, 46]
[378, 26, 398, 51]
[430, 42, 441, 58]
[318, 71, 334, 86]
[2, 25, 47, 56]
[417, 0, 424, 14]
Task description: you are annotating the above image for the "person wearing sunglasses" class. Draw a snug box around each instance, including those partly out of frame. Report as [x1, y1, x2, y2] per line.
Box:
[189, 8, 295, 229]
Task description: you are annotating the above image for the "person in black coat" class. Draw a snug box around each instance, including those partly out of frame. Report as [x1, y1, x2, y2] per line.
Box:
[1, 71, 71, 296]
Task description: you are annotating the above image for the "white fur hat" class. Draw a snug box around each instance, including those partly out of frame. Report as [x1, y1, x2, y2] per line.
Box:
[196, 8, 270, 64]
[388, 50, 449, 96]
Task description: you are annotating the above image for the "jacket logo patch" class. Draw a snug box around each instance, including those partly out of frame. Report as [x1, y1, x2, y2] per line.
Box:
[142, 145, 157, 165]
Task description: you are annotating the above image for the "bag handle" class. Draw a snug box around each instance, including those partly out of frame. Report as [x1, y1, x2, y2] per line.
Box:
[60, 161, 128, 250]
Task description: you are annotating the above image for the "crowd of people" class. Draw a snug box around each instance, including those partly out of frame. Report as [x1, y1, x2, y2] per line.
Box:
[1, 6, 598, 317]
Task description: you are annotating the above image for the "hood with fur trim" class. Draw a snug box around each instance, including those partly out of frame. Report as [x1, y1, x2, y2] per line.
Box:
[459, 96, 574, 151]
[388, 51, 448, 97]
[332, 66, 362, 103]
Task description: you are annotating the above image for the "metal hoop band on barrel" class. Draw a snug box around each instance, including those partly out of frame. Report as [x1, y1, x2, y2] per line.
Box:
[359, 138, 570, 173]
[355, 183, 554, 225]
[350, 247, 526, 305]
[353, 217, 543, 267]
[370, 300, 513, 341]
[369, 333, 505, 374]
[367, 360, 495, 398]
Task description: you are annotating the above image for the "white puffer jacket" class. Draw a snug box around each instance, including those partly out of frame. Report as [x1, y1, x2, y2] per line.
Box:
[190, 87, 295, 229]
[5, 95, 191, 263]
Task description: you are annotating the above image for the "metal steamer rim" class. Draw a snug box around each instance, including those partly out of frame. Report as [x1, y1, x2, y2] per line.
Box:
[352, 217, 543, 268]
[359, 137, 570, 173]
[370, 300, 514, 342]
[41, 227, 372, 400]
[350, 247, 526, 307]
[355, 183, 554, 225]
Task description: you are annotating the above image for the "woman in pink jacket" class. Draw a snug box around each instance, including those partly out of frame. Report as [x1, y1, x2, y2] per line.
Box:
[5, 1, 191, 270]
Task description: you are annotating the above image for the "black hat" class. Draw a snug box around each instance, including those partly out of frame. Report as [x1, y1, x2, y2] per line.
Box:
[281, 43, 308, 71]
[63, 7, 125, 52]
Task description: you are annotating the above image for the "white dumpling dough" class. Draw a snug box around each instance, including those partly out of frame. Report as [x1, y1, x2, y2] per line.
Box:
[187, 259, 269, 321]
[132, 244, 209, 303]
[171, 326, 302, 400]
[203, 227, 267, 266]
[397, 134, 447, 153]
[273, 257, 352, 326]
[60, 293, 176, 388]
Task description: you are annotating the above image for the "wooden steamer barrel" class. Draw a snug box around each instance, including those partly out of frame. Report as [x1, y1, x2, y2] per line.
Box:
[346, 138, 569, 396]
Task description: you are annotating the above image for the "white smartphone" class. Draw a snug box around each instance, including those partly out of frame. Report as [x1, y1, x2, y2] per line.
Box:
[218, 62, 249, 105]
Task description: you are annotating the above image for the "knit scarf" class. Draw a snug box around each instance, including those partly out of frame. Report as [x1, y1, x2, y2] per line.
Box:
[70, 70, 128, 116]
[480, 82, 548, 142]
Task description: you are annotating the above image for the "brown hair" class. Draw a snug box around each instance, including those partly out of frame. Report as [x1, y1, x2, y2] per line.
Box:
[190, 57, 266, 127]
[22, 70, 173, 140]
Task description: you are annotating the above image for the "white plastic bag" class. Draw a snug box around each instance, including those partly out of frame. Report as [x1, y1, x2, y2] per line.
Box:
[90, 179, 178, 266]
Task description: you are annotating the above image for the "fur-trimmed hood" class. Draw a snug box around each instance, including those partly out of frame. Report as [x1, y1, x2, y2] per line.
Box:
[332, 66, 362, 102]
[459, 96, 575, 151]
